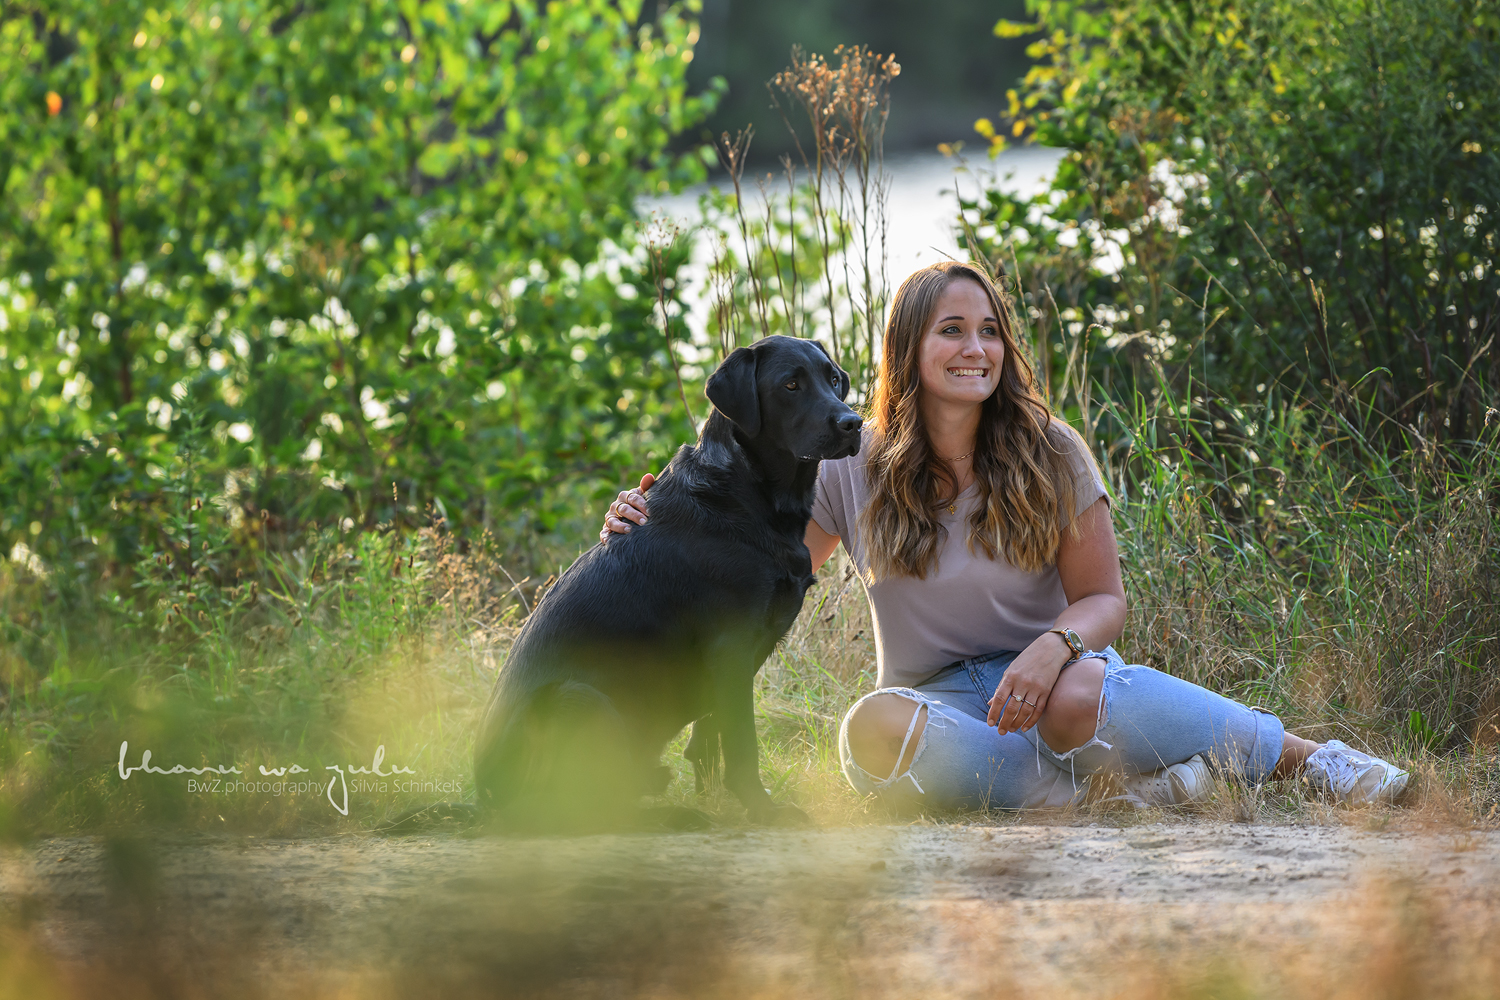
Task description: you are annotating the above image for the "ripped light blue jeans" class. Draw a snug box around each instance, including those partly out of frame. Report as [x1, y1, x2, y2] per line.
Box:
[838, 647, 1286, 810]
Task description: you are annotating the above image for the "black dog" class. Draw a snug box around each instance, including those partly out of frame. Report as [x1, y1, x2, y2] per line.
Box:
[473, 335, 862, 831]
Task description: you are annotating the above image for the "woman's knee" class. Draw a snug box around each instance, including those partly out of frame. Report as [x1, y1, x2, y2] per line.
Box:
[844, 692, 929, 780]
[1038, 656, 1106, 753]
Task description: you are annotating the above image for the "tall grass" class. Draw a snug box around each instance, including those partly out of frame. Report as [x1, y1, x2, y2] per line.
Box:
[701, 45, 898, 395]
[2, 364, 1497, 836]
[1104, 381, 1500, 751]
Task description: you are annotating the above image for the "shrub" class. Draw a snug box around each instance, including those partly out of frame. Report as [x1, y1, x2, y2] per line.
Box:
[964, 0, 1499, 439]
[0, 0, 718, 583]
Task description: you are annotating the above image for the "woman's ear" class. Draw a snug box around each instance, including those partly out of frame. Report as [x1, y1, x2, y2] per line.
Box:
[705, 346, 760, 437]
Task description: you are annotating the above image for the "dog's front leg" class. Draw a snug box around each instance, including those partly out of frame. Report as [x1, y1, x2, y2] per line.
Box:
[714, 669, 811, 826]
[685, 716, 720, 794]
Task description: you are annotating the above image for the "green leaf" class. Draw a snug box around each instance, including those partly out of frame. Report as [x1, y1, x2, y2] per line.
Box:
[994, 19, 1040, 38]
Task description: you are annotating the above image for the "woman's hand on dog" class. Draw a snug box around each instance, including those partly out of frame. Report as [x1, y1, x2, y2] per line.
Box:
[600, 472, 655, 544]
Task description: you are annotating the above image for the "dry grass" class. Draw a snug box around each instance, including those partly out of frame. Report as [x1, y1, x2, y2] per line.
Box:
[3, 404, 1497, 839]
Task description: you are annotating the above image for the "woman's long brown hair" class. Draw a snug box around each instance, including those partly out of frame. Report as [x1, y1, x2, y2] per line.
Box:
[859, 261, 1084, 580]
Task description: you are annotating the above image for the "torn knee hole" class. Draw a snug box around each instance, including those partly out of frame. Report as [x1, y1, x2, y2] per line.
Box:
[896, 704, 928, 774]
[848, 695, 928, 780]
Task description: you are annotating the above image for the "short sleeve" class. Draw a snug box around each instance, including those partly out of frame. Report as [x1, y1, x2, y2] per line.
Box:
[1056, 422, 1108, 521]
[811, 462, 847, 539]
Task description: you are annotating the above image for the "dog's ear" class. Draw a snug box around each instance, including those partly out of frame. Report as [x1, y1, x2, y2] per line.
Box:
[810, 340, 851, 401]
[706, 346, 760, 437]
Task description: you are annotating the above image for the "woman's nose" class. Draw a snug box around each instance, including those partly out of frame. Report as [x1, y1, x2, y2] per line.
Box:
[960, 332, 985, 356]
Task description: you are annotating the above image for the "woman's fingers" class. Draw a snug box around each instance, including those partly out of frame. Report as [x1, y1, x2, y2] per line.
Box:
[1015, 693, 1046, 733]
[621, 476, 653, 520]
[986, 681, 1011, 727]
[602, 472, 661, 538]
[992, 688, 1046, 734]
[621, 492, 648, 523]
[1000, 695, 1029, 733]
[989, 683, 1029, 732]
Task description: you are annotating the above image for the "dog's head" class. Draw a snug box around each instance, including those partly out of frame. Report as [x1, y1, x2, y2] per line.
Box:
[705, 335, 862, 461]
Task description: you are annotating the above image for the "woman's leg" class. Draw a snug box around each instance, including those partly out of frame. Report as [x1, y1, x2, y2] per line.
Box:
[1031, 654, 1408, 803]
[1038, 657, 1323, 779]
[839, 656, 1087, 811]
[1031, 648, 1287, 783]
[841, 648, 1406, 810]
[1274, 733, 1322, 779]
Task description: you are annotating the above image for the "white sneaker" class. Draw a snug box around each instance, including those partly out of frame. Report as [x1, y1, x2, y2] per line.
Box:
[1121, 755, 1213, 807]
[1303, 740, 1409, 805]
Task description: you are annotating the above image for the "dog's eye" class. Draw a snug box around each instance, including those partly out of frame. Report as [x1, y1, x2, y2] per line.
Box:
[784, 379, 798, 391]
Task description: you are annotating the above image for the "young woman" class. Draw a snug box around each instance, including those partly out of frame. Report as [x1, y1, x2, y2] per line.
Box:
[602, 261, 1408, 811]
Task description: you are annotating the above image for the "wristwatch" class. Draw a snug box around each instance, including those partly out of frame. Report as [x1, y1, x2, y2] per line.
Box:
[1048, 626, 1086, 661]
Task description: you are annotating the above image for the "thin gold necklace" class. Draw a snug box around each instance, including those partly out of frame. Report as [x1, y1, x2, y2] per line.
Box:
[937, 450, 974, 513]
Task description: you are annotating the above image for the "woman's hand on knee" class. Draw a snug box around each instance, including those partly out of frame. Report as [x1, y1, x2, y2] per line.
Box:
[986, 639, 1071, 734]
[599, 472, 655, 544]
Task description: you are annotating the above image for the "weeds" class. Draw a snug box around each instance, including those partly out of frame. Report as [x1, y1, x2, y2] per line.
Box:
[705, 45, 899, 394]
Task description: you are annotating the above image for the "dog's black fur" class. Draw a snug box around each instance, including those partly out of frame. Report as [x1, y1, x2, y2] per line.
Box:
[473, 335, 862, 832]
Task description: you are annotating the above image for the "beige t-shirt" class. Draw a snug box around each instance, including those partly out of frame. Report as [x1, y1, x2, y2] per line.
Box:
[811, 424, 1109, 689]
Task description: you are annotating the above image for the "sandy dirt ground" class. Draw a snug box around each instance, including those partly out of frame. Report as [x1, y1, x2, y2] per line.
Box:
[2, 819, 1498, 999]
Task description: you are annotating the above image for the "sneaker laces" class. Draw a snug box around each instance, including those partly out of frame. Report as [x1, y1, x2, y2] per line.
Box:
[1306, 740, 1399, 802]
[1309, 746, 1364, 793]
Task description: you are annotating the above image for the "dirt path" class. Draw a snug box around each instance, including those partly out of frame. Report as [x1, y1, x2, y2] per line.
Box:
[3, 821, 1498, 999]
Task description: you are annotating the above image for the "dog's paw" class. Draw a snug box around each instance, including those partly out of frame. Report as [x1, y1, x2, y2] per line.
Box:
[747, 800, 813, 828]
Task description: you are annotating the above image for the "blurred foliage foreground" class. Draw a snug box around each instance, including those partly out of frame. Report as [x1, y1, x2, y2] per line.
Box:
[1, 0, 1499, 837]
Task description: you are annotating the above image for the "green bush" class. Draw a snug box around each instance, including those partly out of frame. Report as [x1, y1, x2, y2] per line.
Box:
[964, 0, 1498, 438]
[0, 0, 718, 583]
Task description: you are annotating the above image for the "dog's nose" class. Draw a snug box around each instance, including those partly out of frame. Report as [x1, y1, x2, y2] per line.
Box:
[836, 412, 863, 434]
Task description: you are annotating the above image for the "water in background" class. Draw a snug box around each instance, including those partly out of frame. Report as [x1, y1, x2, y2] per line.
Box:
[640, 146, 1065, 354]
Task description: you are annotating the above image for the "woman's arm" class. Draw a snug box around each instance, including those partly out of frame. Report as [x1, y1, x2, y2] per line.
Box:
[600, 474, 844, 570]
[805, 517, 841, 570]
[986, 497, 1128, 733]
[1050, 496, 1128, 651]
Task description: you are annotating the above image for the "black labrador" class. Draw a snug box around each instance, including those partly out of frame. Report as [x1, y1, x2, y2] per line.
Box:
[473, 335, 862, 832]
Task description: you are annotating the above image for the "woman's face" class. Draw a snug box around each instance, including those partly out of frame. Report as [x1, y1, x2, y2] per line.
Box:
[916, 278, 1005, 408]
